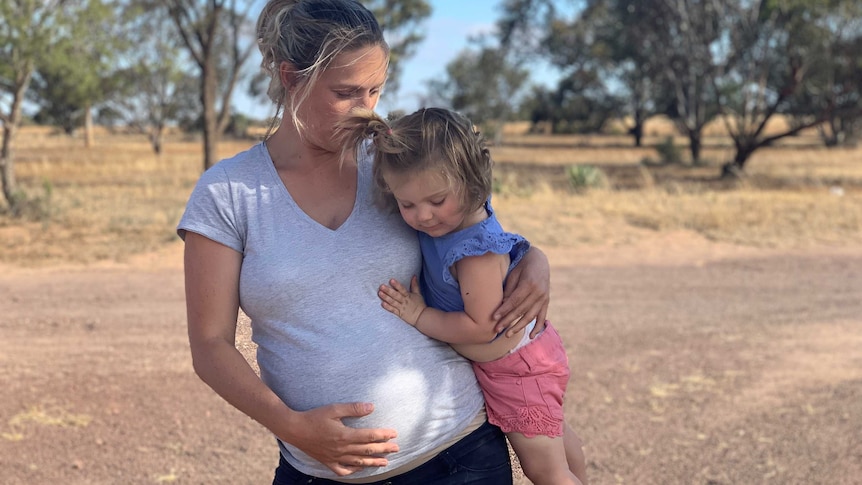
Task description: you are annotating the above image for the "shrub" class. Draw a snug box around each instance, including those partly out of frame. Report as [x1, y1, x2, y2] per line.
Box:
[5, 179, 54, 221]
[567, 165, 608, 192]
[655, 136, 683, 165]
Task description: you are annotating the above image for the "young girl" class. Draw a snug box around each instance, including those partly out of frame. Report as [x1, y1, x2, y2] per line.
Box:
[337, 107, 588, 485]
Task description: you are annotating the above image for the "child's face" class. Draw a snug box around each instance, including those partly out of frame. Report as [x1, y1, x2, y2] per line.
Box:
[384, 168, 468, 238]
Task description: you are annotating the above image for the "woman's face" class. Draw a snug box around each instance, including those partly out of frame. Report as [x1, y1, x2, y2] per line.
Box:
[290, 45, 389, 153]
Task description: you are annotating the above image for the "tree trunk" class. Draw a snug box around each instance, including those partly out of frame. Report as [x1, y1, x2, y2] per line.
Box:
[843, 120, 858, 148]
[630, 123, 643, 147]
[1, 124, 18, 208]
[630, 108, 644, 147]
[1, 68, 30, 209]
[84, 104, 94, 148]
[201, 53, 218, 170]
[150, 122, 164, 155]
[688, 130, 702, 165]
[721, 144, 755, 178]
[202, 97, 217, 170]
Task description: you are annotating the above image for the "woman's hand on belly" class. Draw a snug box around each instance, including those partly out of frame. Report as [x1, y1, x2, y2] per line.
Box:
[281, 401, 400, 476]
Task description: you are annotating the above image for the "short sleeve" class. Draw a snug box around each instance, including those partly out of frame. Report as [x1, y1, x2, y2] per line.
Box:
[440, 231, 531, 287]
[176, 164, 244, 253]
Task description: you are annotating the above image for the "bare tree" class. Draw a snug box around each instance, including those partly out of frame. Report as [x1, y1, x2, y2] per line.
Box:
[163, 0, 257, 170]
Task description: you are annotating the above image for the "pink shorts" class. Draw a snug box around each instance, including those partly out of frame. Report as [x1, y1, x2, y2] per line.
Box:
[472, 323, 570, 438]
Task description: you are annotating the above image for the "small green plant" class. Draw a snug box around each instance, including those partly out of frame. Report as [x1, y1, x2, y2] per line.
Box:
[6, 179, 54, 221]
[567, 165, 607, 192]
[655, 136, 683, 165]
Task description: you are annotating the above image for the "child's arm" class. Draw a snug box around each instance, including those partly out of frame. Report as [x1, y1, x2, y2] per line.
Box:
[378, 253, 507, 345]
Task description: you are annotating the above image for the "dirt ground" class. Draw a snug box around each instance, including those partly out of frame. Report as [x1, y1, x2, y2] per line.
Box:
[1, 233, 860, 485]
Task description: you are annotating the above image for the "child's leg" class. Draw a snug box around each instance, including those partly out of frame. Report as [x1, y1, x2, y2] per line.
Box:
[564, 422, 588, 485]
[507, 432, 582, 485]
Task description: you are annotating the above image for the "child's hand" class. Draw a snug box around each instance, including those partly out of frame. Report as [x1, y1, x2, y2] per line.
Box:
[378, 276, 427, 327]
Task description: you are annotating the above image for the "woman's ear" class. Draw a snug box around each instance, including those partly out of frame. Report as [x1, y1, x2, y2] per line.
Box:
[278, 61, 299, 91]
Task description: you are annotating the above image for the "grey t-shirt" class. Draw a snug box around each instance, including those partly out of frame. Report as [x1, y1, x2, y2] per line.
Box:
[177, 143, 483, 479]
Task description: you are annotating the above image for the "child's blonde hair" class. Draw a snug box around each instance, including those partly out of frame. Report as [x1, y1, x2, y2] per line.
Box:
[337, 107, 493, 214]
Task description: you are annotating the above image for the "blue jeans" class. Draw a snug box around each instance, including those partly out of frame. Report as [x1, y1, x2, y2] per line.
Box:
[272, 420, 512, 485]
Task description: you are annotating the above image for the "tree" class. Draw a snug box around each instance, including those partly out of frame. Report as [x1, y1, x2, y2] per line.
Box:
[28, 0, 121, 148]
[715, 0, 862, 174]
[363, 0, 431, 96]
[163, 0, 257, 170]
[106, 1, 197, 154]
[0, 0, 67, 210]
[784, 2, 862, 148]
[640, 0, 729, 165]
[542, 0, 658, 146]
[497, 0, 559, 58]
[498, 0, 657, 144]
[428, 41, 529, 142]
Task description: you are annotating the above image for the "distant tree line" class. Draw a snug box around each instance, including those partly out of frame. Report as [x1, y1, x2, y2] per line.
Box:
[2, 0, 861, 211]
[431, 0, 862, 176]
[0, 0, 431, 211]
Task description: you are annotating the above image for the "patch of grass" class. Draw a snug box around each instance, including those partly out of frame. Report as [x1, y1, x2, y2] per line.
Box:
[494, 187, 862, 249]
[2, 179, 54, 222]
[2, 129, 861, 266]
[2, 406, 93, 441]
[654, 136, 684, 165]
[567, 165, 608, 192]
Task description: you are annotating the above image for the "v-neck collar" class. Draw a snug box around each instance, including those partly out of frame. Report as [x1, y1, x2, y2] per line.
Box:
[259, 143, 364, 234]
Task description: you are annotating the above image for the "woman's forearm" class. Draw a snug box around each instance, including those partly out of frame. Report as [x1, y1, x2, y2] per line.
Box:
[495, 246, 551, 336]
[190, 335, 296, 438]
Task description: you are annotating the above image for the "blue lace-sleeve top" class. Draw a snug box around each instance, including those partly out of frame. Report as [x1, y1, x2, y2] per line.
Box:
[419, 200, 531, 313]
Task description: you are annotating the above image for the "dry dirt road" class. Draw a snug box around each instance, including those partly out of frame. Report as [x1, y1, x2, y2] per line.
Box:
[1, 235, 860, 485]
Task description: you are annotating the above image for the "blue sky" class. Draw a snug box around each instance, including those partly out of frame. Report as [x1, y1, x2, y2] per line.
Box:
[377, 0, 501, 114]
[239, 0, 561, 119]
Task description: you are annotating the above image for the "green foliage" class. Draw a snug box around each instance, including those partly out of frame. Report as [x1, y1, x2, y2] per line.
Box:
[105, 3, 197, 142]
[6, 179, 54, 222]
[429, 44, 530, 127]
[29, 0, 123, 132]
[0, 0, 79, 207]
[227, 113, 253, 138]
[364, 0, 432, 95]
[521, 72, 622, 134]
[567, 165, 608, 192]
[655, 136, 683, 165]
[0, 1, 56, 81]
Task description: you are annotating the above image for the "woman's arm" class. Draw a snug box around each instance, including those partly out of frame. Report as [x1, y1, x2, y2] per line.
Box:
[494, 246, 551, 338]
[184, 232, 398, 476]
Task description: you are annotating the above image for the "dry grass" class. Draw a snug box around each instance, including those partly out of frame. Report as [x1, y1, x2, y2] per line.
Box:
[1, 128, 860, 266]
[494, 187, 861, 251]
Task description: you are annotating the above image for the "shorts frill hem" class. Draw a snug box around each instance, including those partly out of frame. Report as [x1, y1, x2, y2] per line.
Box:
[489, 405, 564, 438]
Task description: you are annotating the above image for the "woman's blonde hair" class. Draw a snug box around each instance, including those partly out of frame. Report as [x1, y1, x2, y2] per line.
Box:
[336, 108, 493, 214]
[256, 0, 389, 136]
